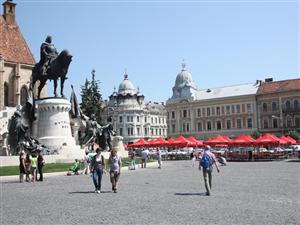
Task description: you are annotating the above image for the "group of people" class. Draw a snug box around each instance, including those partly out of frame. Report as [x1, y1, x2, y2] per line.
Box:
[19, 150, 45, 183]
[18, 144, 222, 196]
[129, 145, 222, 196]
[129, 148, 162, 170]
[67, 148, 122, 194]
[90, 148, 122, 193]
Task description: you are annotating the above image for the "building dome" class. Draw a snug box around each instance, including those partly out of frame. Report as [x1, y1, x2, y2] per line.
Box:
[118, 74, 136, 95]
[174, 63, 196, 89]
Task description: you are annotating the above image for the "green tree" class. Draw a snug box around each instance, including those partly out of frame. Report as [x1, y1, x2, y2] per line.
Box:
[80, 69, 103, 124]
[287, 131, 300, 140]
[251, 131, 262, 139]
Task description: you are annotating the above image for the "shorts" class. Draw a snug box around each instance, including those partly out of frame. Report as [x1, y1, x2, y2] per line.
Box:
[110, 171, 120, 182]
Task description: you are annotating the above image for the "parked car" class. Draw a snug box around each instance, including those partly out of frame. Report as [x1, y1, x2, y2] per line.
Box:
[291, 145, 300, 151]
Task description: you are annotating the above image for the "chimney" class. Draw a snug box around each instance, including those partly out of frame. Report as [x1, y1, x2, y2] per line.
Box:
[2, 0, 16, 24]
[265, 77, 273, 82]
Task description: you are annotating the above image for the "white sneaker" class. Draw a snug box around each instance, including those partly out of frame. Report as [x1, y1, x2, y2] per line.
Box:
[97, 190, 101, 194]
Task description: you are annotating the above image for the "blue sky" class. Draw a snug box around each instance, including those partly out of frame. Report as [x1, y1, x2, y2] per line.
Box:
[15, 0, 299, 103]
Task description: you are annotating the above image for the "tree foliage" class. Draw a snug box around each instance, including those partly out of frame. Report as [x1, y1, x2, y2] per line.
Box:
[80, 69, 103, 124]
[251, 131, 262, 139]
[287, 131, 300, 140]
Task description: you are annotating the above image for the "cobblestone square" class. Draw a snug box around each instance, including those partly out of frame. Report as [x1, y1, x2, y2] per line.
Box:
[1, 160, 299, 225]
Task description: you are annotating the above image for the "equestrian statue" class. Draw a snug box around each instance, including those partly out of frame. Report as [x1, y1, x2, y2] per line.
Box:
[30, 35, 73, 99]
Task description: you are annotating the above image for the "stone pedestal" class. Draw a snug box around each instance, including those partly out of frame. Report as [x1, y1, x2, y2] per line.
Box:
[112, 135, 125, 152]
[35, 98, 75, 149]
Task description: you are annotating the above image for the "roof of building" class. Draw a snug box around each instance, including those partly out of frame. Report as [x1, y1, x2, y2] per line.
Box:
[118, 73, 136, 96]
[145, 102, 166, 112]
[194, 83, 258, 101]
[0, 15, 35, 65]
[256, 78, 300, 95]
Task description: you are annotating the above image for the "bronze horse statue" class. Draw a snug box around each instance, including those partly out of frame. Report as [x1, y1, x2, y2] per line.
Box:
[31, 50, 72, 99]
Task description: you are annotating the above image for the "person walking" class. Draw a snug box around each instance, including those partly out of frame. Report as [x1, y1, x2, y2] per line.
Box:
[157, 148, 162, 169]
[108, 149, 122, 193]
[130, 149, 136, 170]
[82, 152, 90, 175]
[198, 145, 220, 196]
[90, 148, 105, 193]
[37, 150, 45, 181]
[24, 153, 32, 182]
[19, 151, 26, 183]
[191, 150, 196, 167]
[31, 153, 37, 182]
[141, 149, 148, 168]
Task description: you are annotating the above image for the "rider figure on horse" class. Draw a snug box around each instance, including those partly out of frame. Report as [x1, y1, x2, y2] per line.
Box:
[39, 35, 58, 76]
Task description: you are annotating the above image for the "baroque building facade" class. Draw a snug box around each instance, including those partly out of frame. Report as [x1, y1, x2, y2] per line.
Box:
[166, 64, 259, 140]
[256, 78, 300, 135]
[102, 73, 167, 144]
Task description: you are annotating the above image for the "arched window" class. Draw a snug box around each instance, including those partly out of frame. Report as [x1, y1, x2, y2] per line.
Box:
[295, 117, 300, 128]
[263, 119, 268, 129]
[287, 117, 292, 128]
[273, 119, 278, 129]
[272, 102, 277, 111]
[262, 103, 268, 112]
[20, 86, 28, 106]
[4, 82, 9, 106]
[294, 100, 299, 109]
[286, 100, 291, 110]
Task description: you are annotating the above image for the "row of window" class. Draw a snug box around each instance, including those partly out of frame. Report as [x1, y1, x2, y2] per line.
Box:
[119, 115, 166, 124]
[168, 104, 253, 119]
[262, 99, 300, 112]
[263, 117, 300, 129]
[170, 118, 253, 133]
[119, 127, 167, 137]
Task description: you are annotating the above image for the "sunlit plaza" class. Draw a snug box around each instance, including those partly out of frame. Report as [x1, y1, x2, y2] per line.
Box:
[0, 0, 299, 225]
[1, 160, 299, 225]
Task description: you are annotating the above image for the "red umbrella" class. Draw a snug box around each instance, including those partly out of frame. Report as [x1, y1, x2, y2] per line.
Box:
[147, 139, 157, 147]
[279, 136, 291, 144]
[243, 135, 256, 143]
[128, 138, 149, 148]
[233, 135, 254, 147]
[171, 136, 192, 147]
[152, 137, 168, 147]
[187, 136, 204, 147]
[286, 136, 297, 145]
[203, 135, 229, 146]
[167, 138, 175, 147]
[255, 134, 279, 146]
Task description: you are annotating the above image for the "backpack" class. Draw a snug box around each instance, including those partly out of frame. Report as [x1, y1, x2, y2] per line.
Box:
[200, 152, 212, 169]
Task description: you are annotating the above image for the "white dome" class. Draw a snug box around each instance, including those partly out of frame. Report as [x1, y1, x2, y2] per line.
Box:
[118, 74, 136, 95]
[175, 69, 194, 87]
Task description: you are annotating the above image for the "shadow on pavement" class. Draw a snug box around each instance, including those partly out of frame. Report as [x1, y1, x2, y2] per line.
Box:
[0, 180, 21, 184]
[174, 192, 206, 196]
[69, 190, 112, 194]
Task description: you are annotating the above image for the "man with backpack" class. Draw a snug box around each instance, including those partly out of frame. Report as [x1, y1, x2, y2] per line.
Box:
[199, 145, 220, 196]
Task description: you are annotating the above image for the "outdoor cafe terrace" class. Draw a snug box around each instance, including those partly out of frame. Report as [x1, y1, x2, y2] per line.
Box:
[126, 134, 300, 161]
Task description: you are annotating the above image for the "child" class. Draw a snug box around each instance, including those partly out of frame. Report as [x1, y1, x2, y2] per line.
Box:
[68, 159, 80, 175]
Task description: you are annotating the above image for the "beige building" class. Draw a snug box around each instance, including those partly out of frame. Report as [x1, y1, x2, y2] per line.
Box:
[256, 78, 300, 135]
[102, 73, 167, 144]
[166, 64, 258, 139]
